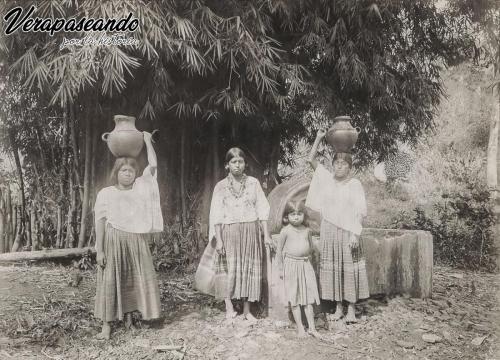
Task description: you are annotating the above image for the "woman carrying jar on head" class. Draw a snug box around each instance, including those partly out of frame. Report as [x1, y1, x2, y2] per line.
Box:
[94, 131, 163, 339]
[306, 129, 369, 326]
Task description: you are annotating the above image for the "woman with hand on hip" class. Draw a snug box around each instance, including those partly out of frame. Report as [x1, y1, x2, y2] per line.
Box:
[94, 131, 163, 339]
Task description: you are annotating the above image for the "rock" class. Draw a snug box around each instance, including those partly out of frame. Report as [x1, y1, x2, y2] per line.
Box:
[422, 334, 442, 343]
[396, 340, 415, 349]
[471, 336, 487, 346]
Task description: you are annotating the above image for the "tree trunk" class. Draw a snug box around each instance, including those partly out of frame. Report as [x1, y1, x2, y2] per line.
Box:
[180, 120, 187, 226]
[56, 205, 62, 248]
[11, 207, 24, 252]
[5, 185, 13, 252]
[0, 247, 96, 262]
[65, 174, 76, 248]
[78, 114, 92, 248]
[11, 203, 17, 251]
[8, 130, 27, 250]
[30, 204, 38, 251]
[0, 186, 5, 253]
[70, 104, 84, 200]
[494, 88, 500, 267]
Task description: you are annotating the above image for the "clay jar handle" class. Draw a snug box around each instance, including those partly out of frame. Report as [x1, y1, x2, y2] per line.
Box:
[101, 132, 110, 142]
[355, 127, 361, 133]
[151, 129, 159, 143]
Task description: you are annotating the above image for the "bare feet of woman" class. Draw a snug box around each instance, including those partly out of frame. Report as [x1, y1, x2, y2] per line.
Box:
[345, 303, 358, 324]
[330, 307, 344, 321]
[297, 327, 308, 338]
[308, 329, 323, 340]
[96, 322, 111, 340]
[244, 312, 258, 323]
[124, 313, 136, 330]
[225, 310, 237, 320]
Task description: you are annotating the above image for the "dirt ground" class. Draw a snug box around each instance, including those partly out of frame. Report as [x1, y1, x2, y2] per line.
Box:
[0, 264, 498, 360]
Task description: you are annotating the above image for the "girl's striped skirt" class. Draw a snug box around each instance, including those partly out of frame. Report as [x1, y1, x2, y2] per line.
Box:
[319, 220, 370, 303]
[283, 254, 320, 307]
[94, 225, 161, 322]
[219, 221, 263, 302]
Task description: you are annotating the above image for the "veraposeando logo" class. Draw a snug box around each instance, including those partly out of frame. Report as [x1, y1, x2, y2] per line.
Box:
[3, 5, 139, 36]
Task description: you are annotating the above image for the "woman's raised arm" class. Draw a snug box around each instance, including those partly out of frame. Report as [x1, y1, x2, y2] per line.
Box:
[143, 131, 157, 176]
[307, 129, 326, 170]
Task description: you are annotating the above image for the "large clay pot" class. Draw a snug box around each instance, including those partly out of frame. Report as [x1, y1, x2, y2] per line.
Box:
[102, 115, 144, 158]
[325, 115, 360, 153]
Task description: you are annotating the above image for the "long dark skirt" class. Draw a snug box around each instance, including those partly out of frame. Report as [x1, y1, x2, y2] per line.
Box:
[217, 221, 263, 302]
[94, 225, 161, 322]
[319, 220, 370, 303]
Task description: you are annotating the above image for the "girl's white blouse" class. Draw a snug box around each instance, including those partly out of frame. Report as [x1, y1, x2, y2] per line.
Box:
[209, 176, 270, 241]
[306, 164, 367, 235]
[94, 166, 163, 234]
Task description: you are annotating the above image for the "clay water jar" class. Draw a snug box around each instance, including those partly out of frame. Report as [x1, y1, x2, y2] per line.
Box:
[102, 115, 144, 158]
[325, 115, 361, 152]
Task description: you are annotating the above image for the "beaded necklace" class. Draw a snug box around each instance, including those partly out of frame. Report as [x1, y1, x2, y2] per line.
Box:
[227, 173, 247, 198]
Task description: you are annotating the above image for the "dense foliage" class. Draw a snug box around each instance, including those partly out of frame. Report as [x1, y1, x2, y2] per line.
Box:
[392, 154, 497, 271]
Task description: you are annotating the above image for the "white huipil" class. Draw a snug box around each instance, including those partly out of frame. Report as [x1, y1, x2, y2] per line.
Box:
[94, 166, 163, 234]
[305, 164, 366, 235]
[208, 176, 270, 241]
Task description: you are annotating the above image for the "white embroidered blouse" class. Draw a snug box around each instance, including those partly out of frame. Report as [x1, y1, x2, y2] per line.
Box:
[208, 175, 270, 240]
[305, 164, 367, 235]
[94, 166, 164, 234]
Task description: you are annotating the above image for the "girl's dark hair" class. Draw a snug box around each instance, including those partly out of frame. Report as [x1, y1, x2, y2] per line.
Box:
[282, 200, 307, 225]
[225, 147, 247, 164]
[333, 152, 353, 168]
[109, 157, 140, 185]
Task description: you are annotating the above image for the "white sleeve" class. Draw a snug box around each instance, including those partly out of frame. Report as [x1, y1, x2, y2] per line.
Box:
[352, 179, 367, 219]
[208, 181, 225, 241]
[305, 164, 331, 213]
[94, 189, 107, 221]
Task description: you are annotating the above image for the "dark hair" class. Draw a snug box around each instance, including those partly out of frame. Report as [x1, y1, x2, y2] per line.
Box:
[333, 152, 353, 168]
[225, 147, 247, 164]
[282, 200, 307, 225]
[109, 157, 140, 185]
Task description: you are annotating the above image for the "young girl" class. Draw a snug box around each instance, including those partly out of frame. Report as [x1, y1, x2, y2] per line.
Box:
[276, 200, 321, 338]
[306, 129, 369, 325]
[205, 147, 271, 321]
[94, 131, 163, 339]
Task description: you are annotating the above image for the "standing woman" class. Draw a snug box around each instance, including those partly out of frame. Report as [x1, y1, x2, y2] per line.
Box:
[94, 132, 163, 339]
[306, 129, 369, 324]
[208, 147, 271, 321]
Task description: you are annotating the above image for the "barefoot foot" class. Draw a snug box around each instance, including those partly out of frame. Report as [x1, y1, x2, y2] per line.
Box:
[244, 313, 258, 323]
[96, 323, 111, 340]
[345, 314, 358, 324]
[345, 303, 357, 324]
[330, 310, 344, 321]
[225, 310, 237, 320]
[124, 313, 136, 330]
[297, 328, 307, 338]
[308, 329, 323, 339]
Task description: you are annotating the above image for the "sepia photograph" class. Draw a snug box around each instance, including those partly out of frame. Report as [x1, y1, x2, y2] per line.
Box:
[0, 0, 499, 359]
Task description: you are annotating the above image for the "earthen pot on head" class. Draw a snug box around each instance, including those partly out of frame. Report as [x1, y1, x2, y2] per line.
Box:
[325, 115, 361, 153]
[102, 115, 144, 158]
